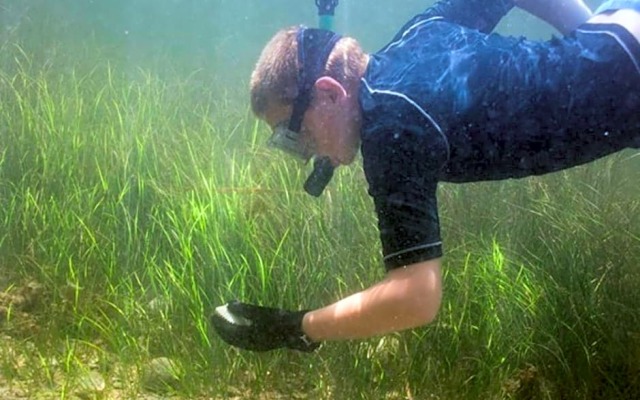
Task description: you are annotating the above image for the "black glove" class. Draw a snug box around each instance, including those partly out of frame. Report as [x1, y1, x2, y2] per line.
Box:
[210, 300, 320, 352]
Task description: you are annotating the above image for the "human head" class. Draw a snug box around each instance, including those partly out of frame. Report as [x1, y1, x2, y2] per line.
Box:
[250, 25, 367, 122]
[249, 25, 368, 195]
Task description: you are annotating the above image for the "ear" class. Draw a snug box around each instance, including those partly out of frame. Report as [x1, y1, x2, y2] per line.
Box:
[314, 77, 347, 104]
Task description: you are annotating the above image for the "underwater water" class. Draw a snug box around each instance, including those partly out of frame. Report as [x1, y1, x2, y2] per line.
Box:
[0, 0, 638, 399]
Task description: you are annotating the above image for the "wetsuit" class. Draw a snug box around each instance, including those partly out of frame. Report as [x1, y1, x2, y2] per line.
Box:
[359, 0, 640, 270]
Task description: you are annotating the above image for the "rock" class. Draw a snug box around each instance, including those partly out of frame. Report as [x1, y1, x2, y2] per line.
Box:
[141, 357, 183, 394]
[76, 370, 106, 399]
[0, 280, 44, 312]
[147, 296, 171, 315]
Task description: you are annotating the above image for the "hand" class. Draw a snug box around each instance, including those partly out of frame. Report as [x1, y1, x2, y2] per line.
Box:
[210, 300, 319, 352]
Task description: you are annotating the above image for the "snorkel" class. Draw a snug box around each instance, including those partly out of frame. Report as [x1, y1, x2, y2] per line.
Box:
[303, 0, 340, 197]
[275, 27, 340, 197]
[268, 1, 341, 196]
[304, 157, 335, 197]
[268, 3, 341, 197]
[316, 0, 339, 31]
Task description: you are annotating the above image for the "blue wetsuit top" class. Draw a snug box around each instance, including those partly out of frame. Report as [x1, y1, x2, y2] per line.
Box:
[360, 0, 640, 270]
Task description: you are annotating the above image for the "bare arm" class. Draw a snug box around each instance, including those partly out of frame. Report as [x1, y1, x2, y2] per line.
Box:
[302, 258, 442, 341]
[515, 0, 593, 34]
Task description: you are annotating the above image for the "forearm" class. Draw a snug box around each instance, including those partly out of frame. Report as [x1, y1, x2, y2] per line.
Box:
[515, 0, 593, 34]
[302, 259, 442, 341]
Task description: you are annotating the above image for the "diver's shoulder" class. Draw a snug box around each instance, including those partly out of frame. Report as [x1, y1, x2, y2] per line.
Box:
[588, 8, 640, 43]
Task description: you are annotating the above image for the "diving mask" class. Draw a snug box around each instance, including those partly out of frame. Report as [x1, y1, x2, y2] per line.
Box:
[269, 121, 315, 162]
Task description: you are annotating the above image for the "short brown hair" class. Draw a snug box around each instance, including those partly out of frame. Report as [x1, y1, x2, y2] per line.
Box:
[249, 26, 367, 118]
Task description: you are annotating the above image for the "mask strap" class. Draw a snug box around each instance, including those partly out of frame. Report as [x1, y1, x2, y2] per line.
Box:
[288, 27, 342, 133]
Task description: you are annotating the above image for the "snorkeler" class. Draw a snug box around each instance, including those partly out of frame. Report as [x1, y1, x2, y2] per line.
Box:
[211, 0, 640, 352]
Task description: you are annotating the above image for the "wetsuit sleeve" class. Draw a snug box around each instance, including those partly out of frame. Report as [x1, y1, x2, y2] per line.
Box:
[400, 0, 515, 34]
[361, 104, 448, 271]
[372, 174, 442, 271]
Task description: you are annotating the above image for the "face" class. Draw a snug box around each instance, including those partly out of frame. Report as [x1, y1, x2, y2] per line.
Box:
[264, 77, 361, 167]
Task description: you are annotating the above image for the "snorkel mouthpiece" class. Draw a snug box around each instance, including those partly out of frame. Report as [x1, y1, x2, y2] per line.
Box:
[304, 157, 334, 197]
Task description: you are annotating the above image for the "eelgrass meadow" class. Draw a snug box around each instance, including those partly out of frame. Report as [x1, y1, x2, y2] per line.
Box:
[1, 1, 639, 399]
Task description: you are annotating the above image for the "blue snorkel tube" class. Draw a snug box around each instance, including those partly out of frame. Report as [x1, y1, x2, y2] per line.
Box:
[316, 0, 339, 30]
[303, 0, 340, 197]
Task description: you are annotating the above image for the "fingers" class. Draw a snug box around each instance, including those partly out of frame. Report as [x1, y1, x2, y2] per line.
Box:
[226, 301, 281, 322]
[210, 301, 319, 352]
[209, 310, 275, 352]
[214, 304, 252, 326]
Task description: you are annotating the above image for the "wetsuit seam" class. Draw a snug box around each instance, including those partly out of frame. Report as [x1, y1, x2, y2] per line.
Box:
[383, 241, 443, 262]
[361, 78, 451, 165]
[576, 27, 640, 76]
[382, 17, 444, 53]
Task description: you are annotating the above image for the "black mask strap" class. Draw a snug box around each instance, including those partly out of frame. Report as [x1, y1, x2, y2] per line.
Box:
[288, 27, 342, 133]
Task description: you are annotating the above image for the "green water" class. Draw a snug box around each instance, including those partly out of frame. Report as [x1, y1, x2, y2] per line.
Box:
[0, 1, 638, 399]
